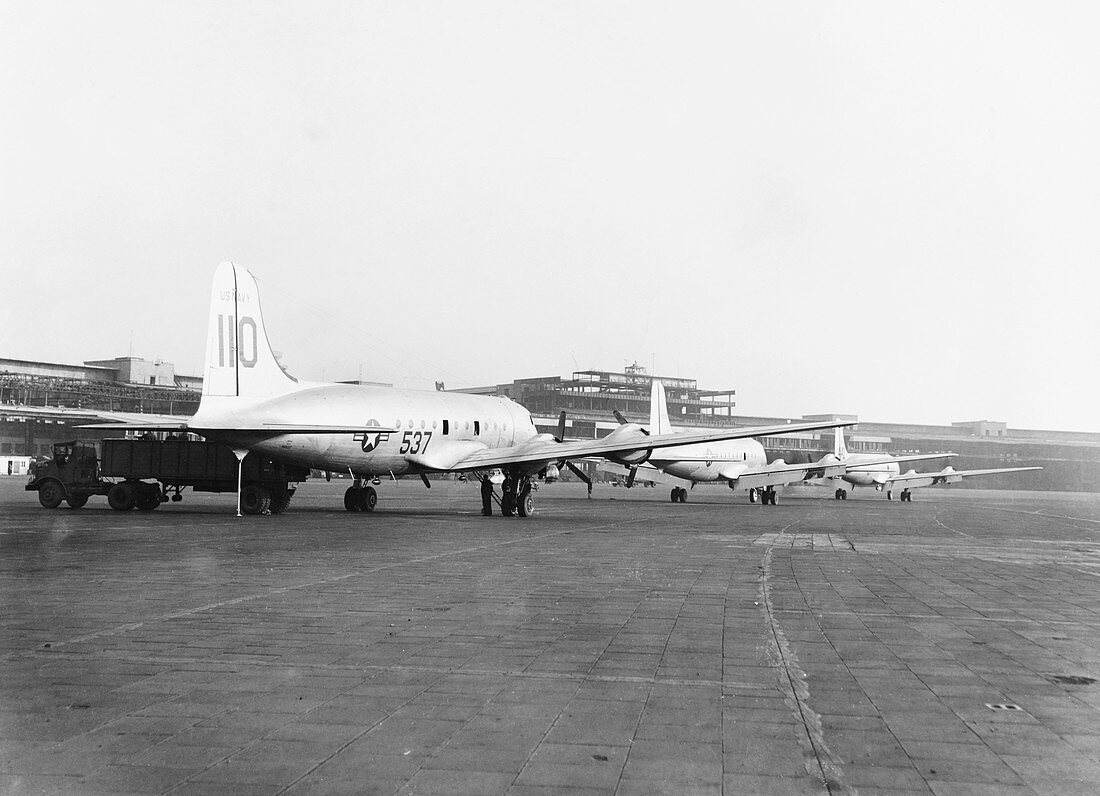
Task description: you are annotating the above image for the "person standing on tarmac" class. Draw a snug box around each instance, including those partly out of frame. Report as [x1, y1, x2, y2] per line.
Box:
[480, 473, 494, 516]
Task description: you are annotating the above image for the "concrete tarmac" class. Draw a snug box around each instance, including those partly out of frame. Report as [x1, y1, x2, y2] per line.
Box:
[2, 478, 1099, 795]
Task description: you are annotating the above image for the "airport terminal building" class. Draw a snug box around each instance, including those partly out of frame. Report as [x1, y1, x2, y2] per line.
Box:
[2, 357, 1095, 491]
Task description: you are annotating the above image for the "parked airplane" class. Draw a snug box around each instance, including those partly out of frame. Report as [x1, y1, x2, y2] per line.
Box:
[86, 262, 856, 517]
[604, 380, 853, 505]
[605, 381, 969, 505]
[827, 429, 1041, 501]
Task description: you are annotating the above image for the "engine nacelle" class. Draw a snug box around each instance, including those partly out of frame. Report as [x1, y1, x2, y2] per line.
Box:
[603, 424, 652, 466]
[543, 464, 561, 483]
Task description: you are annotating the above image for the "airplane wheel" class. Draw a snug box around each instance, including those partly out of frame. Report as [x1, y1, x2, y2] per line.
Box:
[678, 488, 688, 504]
[360, 486, 378, 512]
[241, 484, 271, 515]
[66, 493, 89, 509]
[841, 491, 847, 500]
[344, 486, 362, 512]
[108, 482, 136, 511]
[769, 490, 779, 505]
[38, 480, 64, 509]
[670, 488, 679, 503]
[518, 488, 534, 517]
[748, 488, 759, 503]
[887, 491, 893, 501]
[834, 489, 843, 500]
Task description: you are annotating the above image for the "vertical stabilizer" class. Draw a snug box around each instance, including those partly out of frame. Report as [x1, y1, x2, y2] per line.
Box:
[650, 379, 672, 435]
[201, 262, 297, 401]
[833, 427, 849, 458]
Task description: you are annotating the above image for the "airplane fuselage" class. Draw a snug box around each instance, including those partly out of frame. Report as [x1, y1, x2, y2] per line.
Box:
[837, 454, 901, 488]
[196, 383, 539, 477]
[649, 438, 767, 483]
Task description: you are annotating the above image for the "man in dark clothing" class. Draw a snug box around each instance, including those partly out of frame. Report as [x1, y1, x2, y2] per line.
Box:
[481, 474, 494, 516]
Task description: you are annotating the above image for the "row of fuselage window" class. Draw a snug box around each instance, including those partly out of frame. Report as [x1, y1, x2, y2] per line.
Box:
[393, 419, 507, 435]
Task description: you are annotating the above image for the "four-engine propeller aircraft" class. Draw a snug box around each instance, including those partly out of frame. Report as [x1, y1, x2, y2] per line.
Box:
[86, 262, 857, 517]
[826, 429, 1042, 501]
[601, 381, 1002, 506]
[604, 380, 858, 505]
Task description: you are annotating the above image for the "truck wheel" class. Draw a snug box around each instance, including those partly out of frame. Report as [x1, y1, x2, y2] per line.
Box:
[108, 483, 136, 511]
[241, 484, 272, 515]
[135, 485, 161, 511]
[38, 480, 64, 509]
[66, 494, 89, 509]
[270, 486, 294, 514]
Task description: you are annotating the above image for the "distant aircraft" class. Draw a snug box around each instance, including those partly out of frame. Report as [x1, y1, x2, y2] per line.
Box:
[86, 262, 855, 517]
[827, 429, 1042, 501]
[602, 380, 854, 505]
[602, 381, 978, 505]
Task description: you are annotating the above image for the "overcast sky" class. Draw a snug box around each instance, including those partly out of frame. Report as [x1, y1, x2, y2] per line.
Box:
[2, 1, 1098, 431]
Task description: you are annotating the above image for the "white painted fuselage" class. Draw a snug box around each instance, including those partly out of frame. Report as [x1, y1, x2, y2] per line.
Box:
[649, 438, 767, 483]
[197, 384, 539, 477]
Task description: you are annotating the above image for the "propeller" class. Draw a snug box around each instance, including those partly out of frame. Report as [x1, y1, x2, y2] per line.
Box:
[553, 411, 592, 488]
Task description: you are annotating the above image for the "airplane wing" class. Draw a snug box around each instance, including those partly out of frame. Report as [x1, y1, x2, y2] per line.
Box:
[78, 411, 397, 435]
[886, 465, 1042, 489]
[434, 419, 856, 473]
[845, 452, 957, 468]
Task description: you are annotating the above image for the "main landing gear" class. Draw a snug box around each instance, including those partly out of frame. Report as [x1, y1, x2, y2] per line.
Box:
[834, 488, 848, 500]
[499, 473, 535, 517]
[670, 486, 688, 503]
[759, 488, 779, 506]
[899, 489, 913, 502]
[344, 477, 378, 512]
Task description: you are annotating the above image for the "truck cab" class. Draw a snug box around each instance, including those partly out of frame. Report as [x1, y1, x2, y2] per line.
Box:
[25, 441, 106, 508]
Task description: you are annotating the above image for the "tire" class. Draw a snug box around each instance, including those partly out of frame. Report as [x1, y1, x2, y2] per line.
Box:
[135, 484, 161, 511]
[344, 486, 362, 512]
[270, 486, 294, 514]
[749, 488, 759, 504]
[670, 488, 679, 503]
[360, 486, 377, 512]
[66, 493, 89, 509]
[241, 484, 272, 515]
[678, 488, 687, 504]
[107, 483, 136, 511]
[518, 488, 534, 517]
[38, 480, 64, 509]
[886, 491, 893, 501]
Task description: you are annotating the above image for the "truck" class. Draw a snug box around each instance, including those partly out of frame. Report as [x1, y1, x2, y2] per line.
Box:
[25, 438, 311, 515]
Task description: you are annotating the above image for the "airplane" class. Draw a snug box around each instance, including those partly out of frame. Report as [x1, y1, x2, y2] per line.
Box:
[85, 262, 857, 517]
[603, 381, 965, 505]
[600, 380, 851, 505]
[826, 428, 1042, 501]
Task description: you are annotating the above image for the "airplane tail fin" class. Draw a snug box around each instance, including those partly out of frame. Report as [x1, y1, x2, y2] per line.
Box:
[833, 427, 849, 458]
[201, 261, 298, 402]
[649, 379, 672, 435]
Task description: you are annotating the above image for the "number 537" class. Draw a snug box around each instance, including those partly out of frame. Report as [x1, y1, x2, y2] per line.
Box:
[399, 431, 432, 454]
